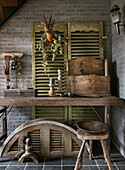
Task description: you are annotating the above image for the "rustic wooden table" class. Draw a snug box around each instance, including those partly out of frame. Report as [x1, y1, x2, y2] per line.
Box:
[0, 96, 123, 152]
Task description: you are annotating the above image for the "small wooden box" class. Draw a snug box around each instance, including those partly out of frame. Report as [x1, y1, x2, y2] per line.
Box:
[4, 89, 36, 97]
[67, 75, 110, 96]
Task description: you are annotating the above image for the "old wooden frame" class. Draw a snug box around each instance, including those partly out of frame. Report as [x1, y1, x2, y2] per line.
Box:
[0, 119, 88, 158]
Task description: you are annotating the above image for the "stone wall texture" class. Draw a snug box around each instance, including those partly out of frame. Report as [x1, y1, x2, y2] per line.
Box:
[0, 0, 111, 136]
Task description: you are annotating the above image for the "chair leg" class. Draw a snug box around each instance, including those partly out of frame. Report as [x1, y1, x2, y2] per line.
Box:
[74, 140, 85, 170]
[89, 140, 93, 160]
[100, 140, 113, 170]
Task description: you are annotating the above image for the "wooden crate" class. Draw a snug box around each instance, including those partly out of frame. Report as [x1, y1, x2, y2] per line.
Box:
[68, 57, 104, 76]
[67, 74, 110, 96]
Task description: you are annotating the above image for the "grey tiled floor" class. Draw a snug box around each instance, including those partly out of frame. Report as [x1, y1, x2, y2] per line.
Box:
[0, 144, 125, 170]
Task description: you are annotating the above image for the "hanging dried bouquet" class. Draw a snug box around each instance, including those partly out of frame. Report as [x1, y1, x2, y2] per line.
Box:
[37, 32, 63, 72]
[37, 15, 63, 73]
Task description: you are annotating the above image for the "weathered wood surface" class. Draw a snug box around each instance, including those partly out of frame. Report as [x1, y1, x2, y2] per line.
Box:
[68, 57, 104, 75]
[77, 129, 108, 140]
[0, 96, 123, 106]
[67, 75, 110, 96]
[0, 53, 23, 59]
[0, 119, 83, 158]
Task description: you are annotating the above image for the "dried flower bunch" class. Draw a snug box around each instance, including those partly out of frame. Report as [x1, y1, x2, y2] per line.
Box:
[37, 32, 63, 72]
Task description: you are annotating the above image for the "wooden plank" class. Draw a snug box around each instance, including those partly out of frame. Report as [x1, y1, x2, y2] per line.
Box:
[0, 96, 123, 106]
[0, 2, 4, 19]
[1, 0, 18, 7]
[68, 57, 103, 75]
[67, 75, 110, 96]
[0, 53, 23, 59]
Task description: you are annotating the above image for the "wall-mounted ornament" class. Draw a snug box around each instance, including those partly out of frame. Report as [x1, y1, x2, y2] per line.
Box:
[110, 4, 125, 35]
[37, 15, 63, 72]
[0, 53, 23, 89]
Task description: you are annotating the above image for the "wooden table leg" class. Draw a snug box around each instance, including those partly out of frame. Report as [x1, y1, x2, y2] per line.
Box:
[105, 105, 110, 153]
[74, 140, 85, 170]
[89, 140, 93, 160]
[100, 139, 113, 170]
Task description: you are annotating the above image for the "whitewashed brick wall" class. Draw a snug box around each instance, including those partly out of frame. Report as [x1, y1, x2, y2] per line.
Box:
[111, 0, 125, 157]
[0, 0, 111, 135]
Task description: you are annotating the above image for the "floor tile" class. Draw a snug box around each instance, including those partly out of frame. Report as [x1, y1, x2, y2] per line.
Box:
[63, 157, 76, 165]
[0, 143, 124, 170]
[111, 155, 125, 166]
[25, 166, 43, 170]
[117, 166, 125, 170]
[82, 157, 96, 165]
[63, 166, 74, 170]
[27, 162, 43, 165]
[45, 157, 61, 165]
[82, 166, 99, 170]
[6, 166, 25, 170]
[0, 166, 7, 170]
[94, 155, 114, 166]
[44, 166, 61, 170]
[99, 166, 117, 170]
[0, 158, 11, 165]
[10, 160, 27, 165]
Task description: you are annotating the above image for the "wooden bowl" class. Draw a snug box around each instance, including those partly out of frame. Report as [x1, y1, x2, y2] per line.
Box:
[76, 120, 107, 134]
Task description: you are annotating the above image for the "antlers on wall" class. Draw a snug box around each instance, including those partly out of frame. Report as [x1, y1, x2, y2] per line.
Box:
[41, 15, 55, 42]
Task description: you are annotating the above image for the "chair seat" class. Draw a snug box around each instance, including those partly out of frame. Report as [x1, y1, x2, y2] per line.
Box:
[77, 129, 108, 140]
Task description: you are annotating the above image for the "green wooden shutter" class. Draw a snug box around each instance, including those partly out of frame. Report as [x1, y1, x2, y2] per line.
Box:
[32, 22, 104, 125]
[68, 22, 103, 60]
[68, 22, 104, 125]
[32, 22, 68, 121]
[32, 22, 67, 96]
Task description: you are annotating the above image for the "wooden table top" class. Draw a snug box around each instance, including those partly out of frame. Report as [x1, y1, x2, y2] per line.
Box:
[0, 96, 123, 106]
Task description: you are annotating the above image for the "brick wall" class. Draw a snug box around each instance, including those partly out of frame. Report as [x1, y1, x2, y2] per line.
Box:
[111, 0, 125, 157]
[0, 0, 111, 135]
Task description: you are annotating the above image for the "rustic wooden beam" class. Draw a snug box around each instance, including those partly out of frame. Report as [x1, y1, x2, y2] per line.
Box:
[0, 96, 123, 107]
[0, 53, 23, 59]
[0, 1, 4, 19]
[1, 0, 18, 7]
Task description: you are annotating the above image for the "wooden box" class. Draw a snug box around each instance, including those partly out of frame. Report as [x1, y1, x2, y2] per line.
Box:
[4, 89, 36, 97]
[67, 74, 110, 96]
[68, 57, 104, 76]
